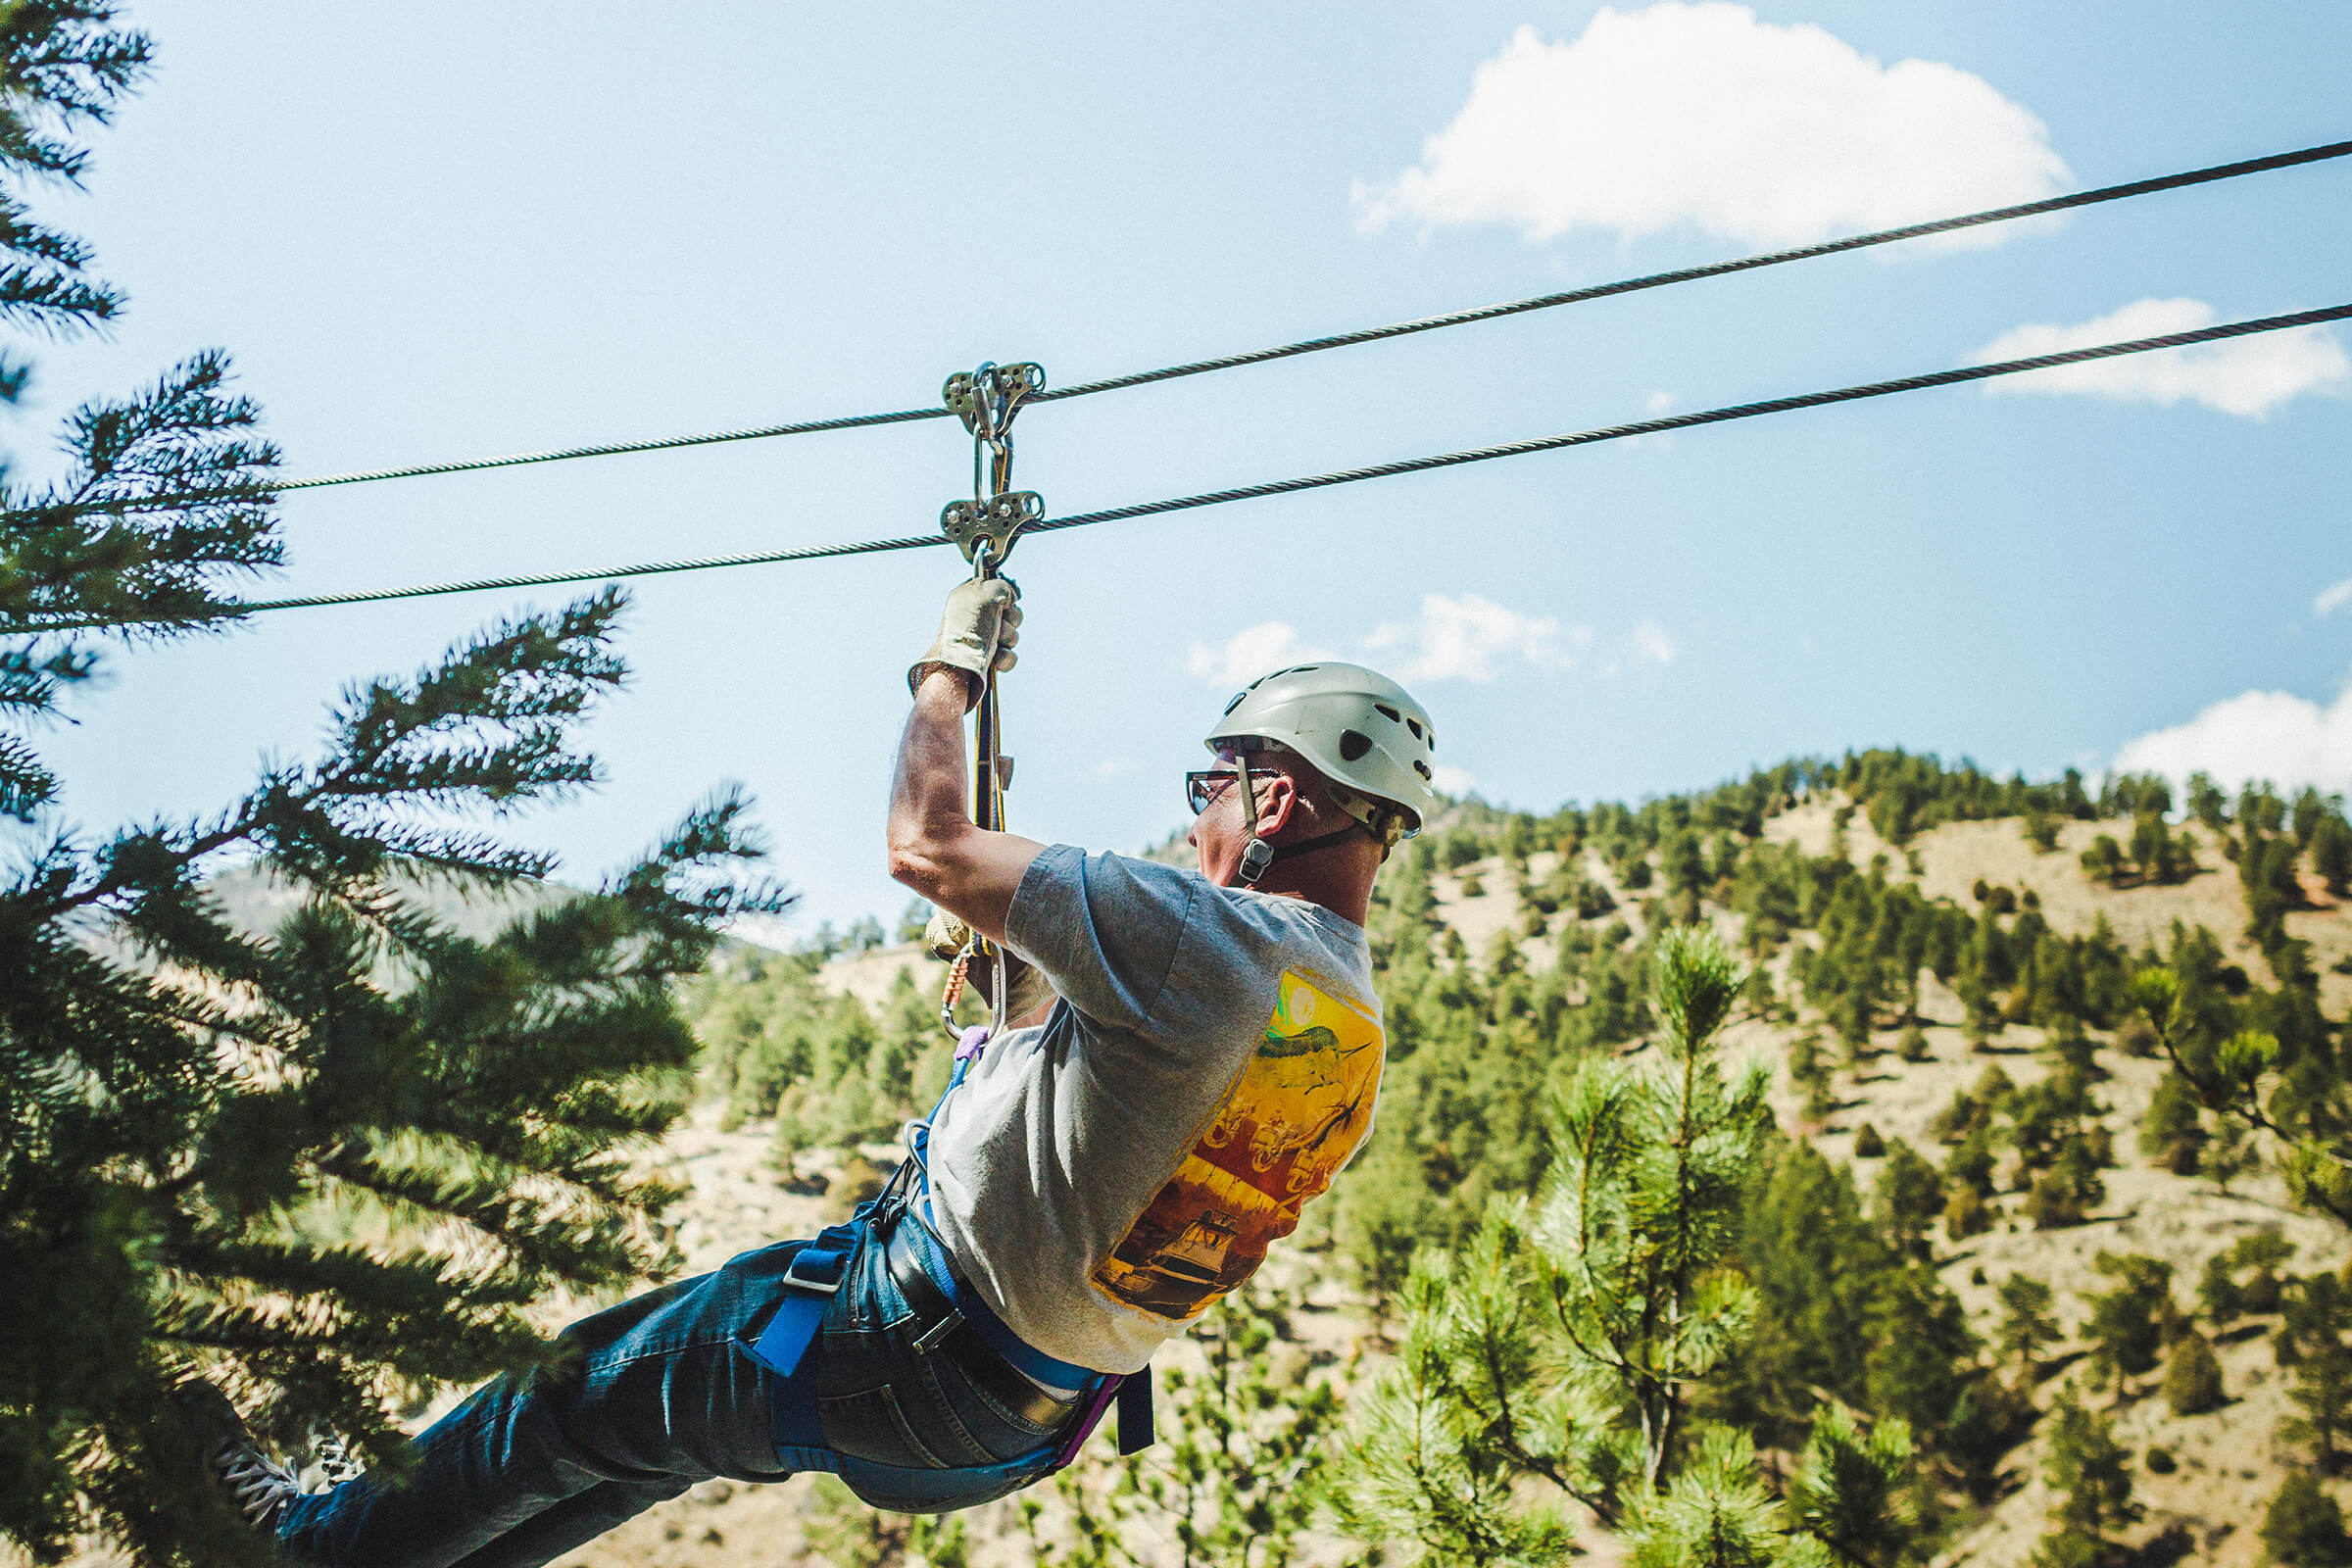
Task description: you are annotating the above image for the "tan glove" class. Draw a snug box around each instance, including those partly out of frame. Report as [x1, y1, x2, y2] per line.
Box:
[907, 576, 1021, 708]
[924, 907, 1055, 1023]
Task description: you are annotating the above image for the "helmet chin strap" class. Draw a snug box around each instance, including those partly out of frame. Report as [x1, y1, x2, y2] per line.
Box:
[1234, 752, 1365, 887]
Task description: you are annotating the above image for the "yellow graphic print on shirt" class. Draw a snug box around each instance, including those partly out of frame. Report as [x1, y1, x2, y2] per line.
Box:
[1090, 969, 1384, 1321]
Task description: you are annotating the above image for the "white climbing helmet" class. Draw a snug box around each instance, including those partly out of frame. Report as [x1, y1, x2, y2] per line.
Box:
[1205, 662, 1440, 843]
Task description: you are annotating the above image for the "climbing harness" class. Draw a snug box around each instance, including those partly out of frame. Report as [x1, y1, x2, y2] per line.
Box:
[936, 362, 1044, 1044]
[742, 1026, 1153, 1494]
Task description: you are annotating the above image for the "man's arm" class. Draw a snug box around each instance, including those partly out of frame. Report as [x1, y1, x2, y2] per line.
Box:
[887, 666, 1045, 947]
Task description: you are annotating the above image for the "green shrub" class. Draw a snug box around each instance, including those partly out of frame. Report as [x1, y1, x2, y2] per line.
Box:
[2024, 1172, 2085, 1230]
[2263, 1473, 2352, 1568]
[2161, 1331, 2225, 1415]
[1943, 1186, 1991, 1241]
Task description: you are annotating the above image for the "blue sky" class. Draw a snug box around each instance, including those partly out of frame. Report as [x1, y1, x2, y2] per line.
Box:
[18, 2, 2352, 934]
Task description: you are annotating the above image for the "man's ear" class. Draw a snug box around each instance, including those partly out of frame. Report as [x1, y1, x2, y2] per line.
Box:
[1255, 771, 1300, 840]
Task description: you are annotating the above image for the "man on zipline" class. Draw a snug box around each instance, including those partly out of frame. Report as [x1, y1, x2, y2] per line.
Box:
[197, 576, 1438, 1566]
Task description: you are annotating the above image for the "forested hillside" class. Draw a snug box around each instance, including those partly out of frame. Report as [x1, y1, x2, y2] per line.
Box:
[50, 755, 2331, 1568]
[588, 751, 2351, 1568]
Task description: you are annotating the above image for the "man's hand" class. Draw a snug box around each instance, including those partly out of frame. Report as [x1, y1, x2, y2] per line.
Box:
[907, 576, 1021, 708]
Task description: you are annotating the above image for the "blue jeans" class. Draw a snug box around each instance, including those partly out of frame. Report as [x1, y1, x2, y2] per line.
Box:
[275, 1214, 1079, 1568]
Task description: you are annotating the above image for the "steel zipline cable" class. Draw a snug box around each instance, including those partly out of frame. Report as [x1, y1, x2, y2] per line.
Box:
[93, 299, 2328, 621]
[256, 137, 2352, 495]
[1033, 138, 2352, 405]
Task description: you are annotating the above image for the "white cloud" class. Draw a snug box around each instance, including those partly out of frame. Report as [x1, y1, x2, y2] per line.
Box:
[2315, 577, 2352, 616]
[1364, 593, 1592, 684]
[1597, 618, 1680, 678]
[1184, 620, 1338, 691]
[2112, 674, 2352, 796]
[1091, 758, 1138, 779]
[1354, 4, 2067, 250]
[1974, 297, 2349, 418]
[1186, 596, 1673, 699]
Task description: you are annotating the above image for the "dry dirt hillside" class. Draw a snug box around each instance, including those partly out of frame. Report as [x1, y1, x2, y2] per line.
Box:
[1430, 799, 2350, 1567]
[40, 799, 2349, 1568]
[555, 799, 2350, 1568]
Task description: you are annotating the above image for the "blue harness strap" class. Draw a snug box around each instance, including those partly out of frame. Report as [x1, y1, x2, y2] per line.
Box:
[747, 1017, 1157, 1476]
[749, 1218, 858, 1382]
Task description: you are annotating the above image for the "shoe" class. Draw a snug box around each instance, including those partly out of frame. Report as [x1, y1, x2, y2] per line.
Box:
[309, 1429, 368, 1492]
[174, 1383, 303, 1533]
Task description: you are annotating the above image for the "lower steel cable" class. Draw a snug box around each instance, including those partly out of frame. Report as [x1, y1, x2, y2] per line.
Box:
[15, 300, 2347, 625]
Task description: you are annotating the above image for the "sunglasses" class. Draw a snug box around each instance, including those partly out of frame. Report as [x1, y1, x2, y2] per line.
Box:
[1184, 764, 1292, 815]
[1184, 769, 1242, 815]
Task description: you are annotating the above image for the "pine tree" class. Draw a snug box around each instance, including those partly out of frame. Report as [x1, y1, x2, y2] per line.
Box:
[2278, 1271, 2352, 1475]
[1867, 1139, 1939, 1261]
[2081, 1253, 2175, 1401]
[1717, 1140, 1886, 1452]
[1323, 1237, 1576, 1568]
[2231, 1230, 2297, 1315]
[1788, 1031, 1837, 1123]
[1861, 1263, 1979, 1443]
[2138, 968, 2350, 1232]
[2314, 809, 2352, 899]
[1996, 1274, 2060, 1385]
[2078, 835, 2124, 886]
[1333, 929, 1912, 1564]
[2263, 1473, 2352, 1568]
[1783, 1404, 1917, 1568]
[2031, 1394, 2136, 1567]
[2137, 1071, 2206, 1176]
[0, 12, 781, 1560]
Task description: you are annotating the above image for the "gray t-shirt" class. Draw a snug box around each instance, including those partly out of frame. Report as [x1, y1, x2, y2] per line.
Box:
[925, 845, 1386, 1375]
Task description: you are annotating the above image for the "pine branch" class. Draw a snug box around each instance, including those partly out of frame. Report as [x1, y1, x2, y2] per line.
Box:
[0, 353, 280, 640]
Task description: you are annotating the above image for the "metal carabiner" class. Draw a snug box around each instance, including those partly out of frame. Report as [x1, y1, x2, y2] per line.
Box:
[941, 493, 1043, 573]
[943, 362, 1044, 458]
[940, 360, 1047, 570]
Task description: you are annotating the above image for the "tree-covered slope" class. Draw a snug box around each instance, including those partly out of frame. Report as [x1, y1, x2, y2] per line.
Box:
[191, 751, 2345, 1568]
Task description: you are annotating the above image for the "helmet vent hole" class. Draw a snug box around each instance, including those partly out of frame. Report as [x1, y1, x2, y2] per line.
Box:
[1375, 704, 1400, 723]
[1339, 730, 1372, 762]
[1404, 716, 1423, 739]
[1223, 690, 1247, 714]
[1414, 760, 1433, 781]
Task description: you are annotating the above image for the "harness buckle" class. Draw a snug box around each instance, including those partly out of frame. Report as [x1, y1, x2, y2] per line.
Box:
[783, 1249, 846, 1297]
